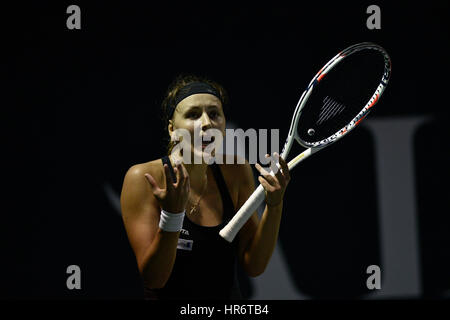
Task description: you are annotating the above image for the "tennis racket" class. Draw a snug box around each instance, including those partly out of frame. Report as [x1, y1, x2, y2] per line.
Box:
[219, 42, 391, 242]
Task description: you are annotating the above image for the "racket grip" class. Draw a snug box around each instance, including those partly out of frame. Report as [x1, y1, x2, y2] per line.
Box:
[219, 184, 266, 242]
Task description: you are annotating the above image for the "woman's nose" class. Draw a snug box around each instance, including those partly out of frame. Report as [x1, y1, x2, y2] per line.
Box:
[200, 112, 212, 130]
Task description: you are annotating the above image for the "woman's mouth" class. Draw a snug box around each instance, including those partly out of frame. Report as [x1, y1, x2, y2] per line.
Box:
[200, 136, 215, 149]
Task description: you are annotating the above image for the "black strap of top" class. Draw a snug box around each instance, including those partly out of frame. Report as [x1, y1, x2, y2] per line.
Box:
[210, 163, 236, 216]
[162, 156, 177, 183]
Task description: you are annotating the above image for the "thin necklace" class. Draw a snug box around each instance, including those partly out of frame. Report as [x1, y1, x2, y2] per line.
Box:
[188, 173, 208, 215]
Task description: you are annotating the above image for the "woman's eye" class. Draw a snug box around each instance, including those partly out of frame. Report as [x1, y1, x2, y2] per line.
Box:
[209, 111, 219, 118]
[187, 112, 199, 119]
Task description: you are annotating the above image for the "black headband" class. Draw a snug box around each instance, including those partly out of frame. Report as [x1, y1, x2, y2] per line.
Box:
[168, 81, 222, 120]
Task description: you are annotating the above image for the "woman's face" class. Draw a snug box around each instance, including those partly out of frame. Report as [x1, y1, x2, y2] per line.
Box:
[169, 93, 226, 162]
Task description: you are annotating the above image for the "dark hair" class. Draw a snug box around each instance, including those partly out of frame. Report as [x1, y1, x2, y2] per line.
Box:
[161, 74, 229, 154]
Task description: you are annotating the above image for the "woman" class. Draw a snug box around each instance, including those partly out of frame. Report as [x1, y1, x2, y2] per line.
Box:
[120, 74, 290, 300]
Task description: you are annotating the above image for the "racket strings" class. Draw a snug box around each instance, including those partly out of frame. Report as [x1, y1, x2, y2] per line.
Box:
[298, 49, 385, 144]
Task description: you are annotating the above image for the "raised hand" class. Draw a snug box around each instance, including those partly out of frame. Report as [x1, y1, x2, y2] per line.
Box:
[255, 153, 291, 207]
[144, 160, 190, 213]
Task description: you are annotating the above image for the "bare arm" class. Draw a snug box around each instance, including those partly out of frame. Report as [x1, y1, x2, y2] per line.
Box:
[120, 161, 189, 289]
[237, 154, 290, 277]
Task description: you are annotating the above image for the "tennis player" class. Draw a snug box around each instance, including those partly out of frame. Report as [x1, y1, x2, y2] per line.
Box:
[120, 74, 290, 299]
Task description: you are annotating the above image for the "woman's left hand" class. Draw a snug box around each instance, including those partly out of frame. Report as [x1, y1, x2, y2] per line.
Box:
[255, 152, 291, 207]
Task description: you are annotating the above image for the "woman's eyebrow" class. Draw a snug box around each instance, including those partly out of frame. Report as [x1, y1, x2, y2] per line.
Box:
[185, 104, 220, 110]
[186, 106, 201, 110]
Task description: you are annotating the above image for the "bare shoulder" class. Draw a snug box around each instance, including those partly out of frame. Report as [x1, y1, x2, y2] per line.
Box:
[120, 158, 166, 216]
[124, 159, 165, 187]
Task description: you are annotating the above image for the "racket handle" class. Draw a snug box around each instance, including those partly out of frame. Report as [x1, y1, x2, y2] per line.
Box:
[219, 184, 266, 242]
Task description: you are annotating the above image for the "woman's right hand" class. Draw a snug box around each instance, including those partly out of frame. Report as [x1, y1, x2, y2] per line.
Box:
[144, 161, 190, 213]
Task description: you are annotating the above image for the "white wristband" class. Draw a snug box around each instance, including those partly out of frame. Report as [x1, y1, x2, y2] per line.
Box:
[159, 209, 185, 232]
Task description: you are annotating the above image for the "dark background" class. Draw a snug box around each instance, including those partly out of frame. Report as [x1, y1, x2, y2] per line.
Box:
[3, 1, 449, 299]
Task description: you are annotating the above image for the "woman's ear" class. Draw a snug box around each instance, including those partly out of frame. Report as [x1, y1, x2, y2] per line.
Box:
[168, 120, 174, 136]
